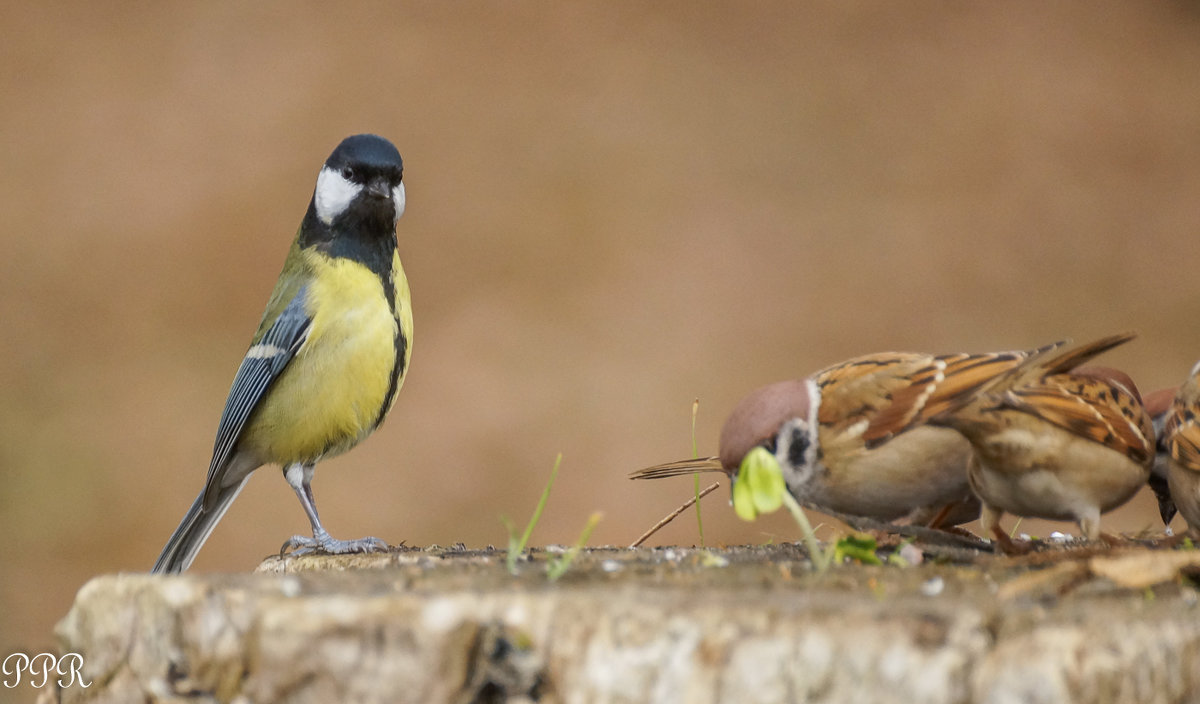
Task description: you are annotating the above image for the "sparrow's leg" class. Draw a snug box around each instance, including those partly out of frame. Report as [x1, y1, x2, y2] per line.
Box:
[1077, 507, 1102, 542]
[923, 503, 955, 530]
[280, 462, 388, 556]
[980, 504, 1031, 555]
[978, 502, 1003, 537]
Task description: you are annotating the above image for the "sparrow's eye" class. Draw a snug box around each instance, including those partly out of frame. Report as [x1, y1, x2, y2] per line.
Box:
[340, 166, 355, 181]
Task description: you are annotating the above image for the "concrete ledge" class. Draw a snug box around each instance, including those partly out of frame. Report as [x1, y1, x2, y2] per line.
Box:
[37, 544, 1200, 703]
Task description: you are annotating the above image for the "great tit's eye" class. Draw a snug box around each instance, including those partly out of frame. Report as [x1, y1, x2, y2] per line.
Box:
[340, 166, 355, 181]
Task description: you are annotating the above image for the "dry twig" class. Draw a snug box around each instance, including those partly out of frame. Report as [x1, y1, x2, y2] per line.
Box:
[630, 482, 721, 548]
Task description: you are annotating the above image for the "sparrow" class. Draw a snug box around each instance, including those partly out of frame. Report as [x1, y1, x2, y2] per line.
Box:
[153, 134, 412, 573]
[1157, 362, 1200, 537]
[1143, 385, 1179, 528]
[631, 346, 1042, 526]
[929, 333, 1154, 544]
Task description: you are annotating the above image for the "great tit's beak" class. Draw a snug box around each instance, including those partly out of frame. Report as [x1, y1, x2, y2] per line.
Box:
[366, 178, 392, 199]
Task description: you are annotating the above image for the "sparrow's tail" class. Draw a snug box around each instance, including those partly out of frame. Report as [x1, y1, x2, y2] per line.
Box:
[1021, 331, 1137, 380]
[930, 332, 1137, 424]
[629, 456, 725, 480]
[151, 479, 248, 574]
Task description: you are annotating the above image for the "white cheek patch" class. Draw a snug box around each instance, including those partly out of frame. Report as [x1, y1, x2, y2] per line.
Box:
[314, 167, 362, 225]
[392, 182, 406, 221]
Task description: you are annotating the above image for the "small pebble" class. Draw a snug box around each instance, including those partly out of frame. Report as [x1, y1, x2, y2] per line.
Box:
[921, 576, 945, 597]
[601, 560, 622, 573]
[899, 543, 924, 566]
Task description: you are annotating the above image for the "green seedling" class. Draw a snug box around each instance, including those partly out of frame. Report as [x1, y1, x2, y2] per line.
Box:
[834, 534, 884, 566]
[733, 446, 832, 572]
[547, 511, 603, 581]
[502, 453, 562, 575]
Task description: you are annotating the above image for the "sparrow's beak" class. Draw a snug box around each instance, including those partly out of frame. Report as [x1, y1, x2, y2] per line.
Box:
[366, 178, 392, 199]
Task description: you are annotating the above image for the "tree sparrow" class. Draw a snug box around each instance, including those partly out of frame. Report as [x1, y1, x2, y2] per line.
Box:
[1157, 363, 1200, 537]
[929, 333, 1154, 544]
[632, 346, 1042, 526]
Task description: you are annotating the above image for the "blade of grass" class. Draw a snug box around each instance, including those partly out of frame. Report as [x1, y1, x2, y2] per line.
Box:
[547, 512, 604, 581]
[690, 398, 706, 548]
[504, 452, 562, 575]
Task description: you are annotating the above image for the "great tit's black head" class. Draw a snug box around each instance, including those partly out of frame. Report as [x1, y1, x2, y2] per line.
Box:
[313, 134, 405, 228]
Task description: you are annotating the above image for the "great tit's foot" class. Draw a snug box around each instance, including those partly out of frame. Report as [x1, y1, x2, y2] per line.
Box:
[280, 530, 388, 557]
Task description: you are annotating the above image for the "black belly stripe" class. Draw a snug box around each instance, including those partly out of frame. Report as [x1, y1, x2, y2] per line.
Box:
[373, 327, 407, 430]
[371, 258, 405, 430]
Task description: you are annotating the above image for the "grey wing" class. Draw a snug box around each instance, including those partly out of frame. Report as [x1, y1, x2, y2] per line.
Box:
[200, 286, 312, 509]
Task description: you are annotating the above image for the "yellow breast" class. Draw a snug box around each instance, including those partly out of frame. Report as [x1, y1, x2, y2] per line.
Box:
[244, 250, 404, 464]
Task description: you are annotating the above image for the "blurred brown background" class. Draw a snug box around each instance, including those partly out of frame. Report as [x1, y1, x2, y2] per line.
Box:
[3, 1, 1200, 660]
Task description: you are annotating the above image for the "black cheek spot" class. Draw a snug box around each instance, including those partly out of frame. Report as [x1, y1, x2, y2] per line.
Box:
[787, 425, 810, 467]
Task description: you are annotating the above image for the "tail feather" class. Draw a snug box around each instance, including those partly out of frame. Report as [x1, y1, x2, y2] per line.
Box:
[931, 333, 1137, 421]
[1027, 331, 1136, 379]
[151, 479, 248, 574]
[977, 332, 1136, 407]
[629, 456, 724, 480]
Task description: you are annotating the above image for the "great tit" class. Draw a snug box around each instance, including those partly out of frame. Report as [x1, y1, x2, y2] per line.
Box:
[152, 134, 412, 574]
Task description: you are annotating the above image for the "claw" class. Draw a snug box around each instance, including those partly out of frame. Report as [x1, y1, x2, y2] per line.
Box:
[280, 532, 388, 557]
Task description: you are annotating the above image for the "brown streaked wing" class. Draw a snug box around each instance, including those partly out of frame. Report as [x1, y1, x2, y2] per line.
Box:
[1167, 393, 1200, 471]
[1169, 422, 1200, 471]
[813, 352, 932, 434]
[1002, 376, 1154, 464]
[629, 456, 724, 480]
[862, 351, 1033, 445]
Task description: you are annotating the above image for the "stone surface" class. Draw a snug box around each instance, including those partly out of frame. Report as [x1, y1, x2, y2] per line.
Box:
[33, 544, 1200, 703]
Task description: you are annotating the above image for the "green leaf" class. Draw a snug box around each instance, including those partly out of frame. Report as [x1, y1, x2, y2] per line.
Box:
[742, 446, 786, 513]
[834, 534, 883, 565]
[732, 473, 758, 521]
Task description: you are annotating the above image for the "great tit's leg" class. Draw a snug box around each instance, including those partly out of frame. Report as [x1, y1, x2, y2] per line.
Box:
[280, 462, 388, 556]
